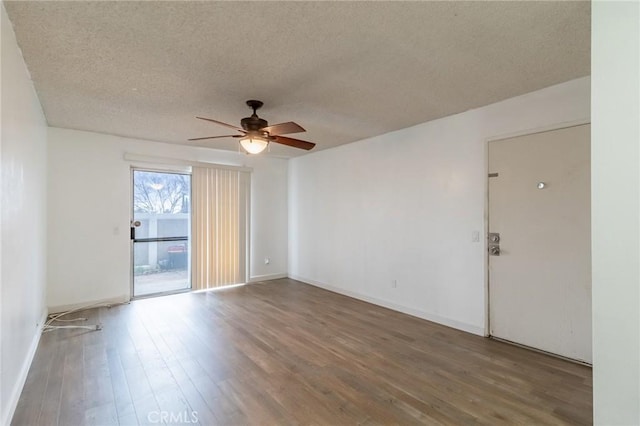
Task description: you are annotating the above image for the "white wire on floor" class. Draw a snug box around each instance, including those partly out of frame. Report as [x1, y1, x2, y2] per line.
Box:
[42, 300, 129, 333]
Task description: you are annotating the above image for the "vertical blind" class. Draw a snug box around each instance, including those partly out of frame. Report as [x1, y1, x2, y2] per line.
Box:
[191, 167, 249, 290]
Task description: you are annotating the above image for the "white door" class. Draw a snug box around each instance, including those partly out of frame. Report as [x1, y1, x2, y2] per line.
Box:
[488, 124, 591, 363]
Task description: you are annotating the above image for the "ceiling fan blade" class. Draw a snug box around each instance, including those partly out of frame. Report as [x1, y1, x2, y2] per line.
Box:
[196, 117, 245, 132]
[272, 135, 316, 150]
[261, 121, 306, 136]
[187, 135, 240, 141]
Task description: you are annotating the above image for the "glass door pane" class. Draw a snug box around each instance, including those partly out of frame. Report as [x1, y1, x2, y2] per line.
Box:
[132, 170, 191, 297]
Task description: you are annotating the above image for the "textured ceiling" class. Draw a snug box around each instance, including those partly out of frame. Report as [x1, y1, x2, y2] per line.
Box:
[4, 1, 590, 157]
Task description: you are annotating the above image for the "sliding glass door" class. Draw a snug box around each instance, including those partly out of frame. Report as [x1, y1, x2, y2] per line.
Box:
[131, 169, 191, 297]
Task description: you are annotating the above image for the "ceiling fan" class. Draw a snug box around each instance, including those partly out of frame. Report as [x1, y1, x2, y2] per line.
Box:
[189, 100, 316, 154]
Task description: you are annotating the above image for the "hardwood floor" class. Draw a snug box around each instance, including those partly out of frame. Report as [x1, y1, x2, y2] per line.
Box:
[12, 279, 592, 425]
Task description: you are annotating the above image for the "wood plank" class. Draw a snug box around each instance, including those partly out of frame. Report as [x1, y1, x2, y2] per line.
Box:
[11, 279, 592, 425]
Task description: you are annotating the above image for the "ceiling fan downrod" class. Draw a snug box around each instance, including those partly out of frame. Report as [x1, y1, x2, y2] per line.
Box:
[246, 100, 263, 116]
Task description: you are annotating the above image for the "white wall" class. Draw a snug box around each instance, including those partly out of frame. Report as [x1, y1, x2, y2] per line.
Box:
[0, 4, 48, 425]
[592, 2, 640, 424]
[47, 127, 288, 310]
[289, 77, 590, 335]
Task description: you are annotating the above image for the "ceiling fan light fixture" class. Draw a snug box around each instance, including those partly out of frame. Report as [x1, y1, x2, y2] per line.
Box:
[239, 135, 269, 154]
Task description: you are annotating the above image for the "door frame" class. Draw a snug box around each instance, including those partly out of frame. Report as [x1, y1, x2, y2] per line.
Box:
[483, 118, 591, 337]
[130, 166, 193, 300]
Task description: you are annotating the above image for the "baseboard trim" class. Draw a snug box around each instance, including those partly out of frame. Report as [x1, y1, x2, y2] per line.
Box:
[248, 273, 288, 283]
[289, 275, 484, 336]
[48, 294, 130, 314]
[3, 308, 47, 426]
[489, 336, 592, 366]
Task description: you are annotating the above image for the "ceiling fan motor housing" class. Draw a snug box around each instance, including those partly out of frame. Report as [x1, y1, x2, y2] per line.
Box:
[241, 115, 268, 132]
[241, 100, 268, 132]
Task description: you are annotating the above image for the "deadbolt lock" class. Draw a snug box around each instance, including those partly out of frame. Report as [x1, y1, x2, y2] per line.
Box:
[489, 245, 500, 256]
[489, 232, 500, 243]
